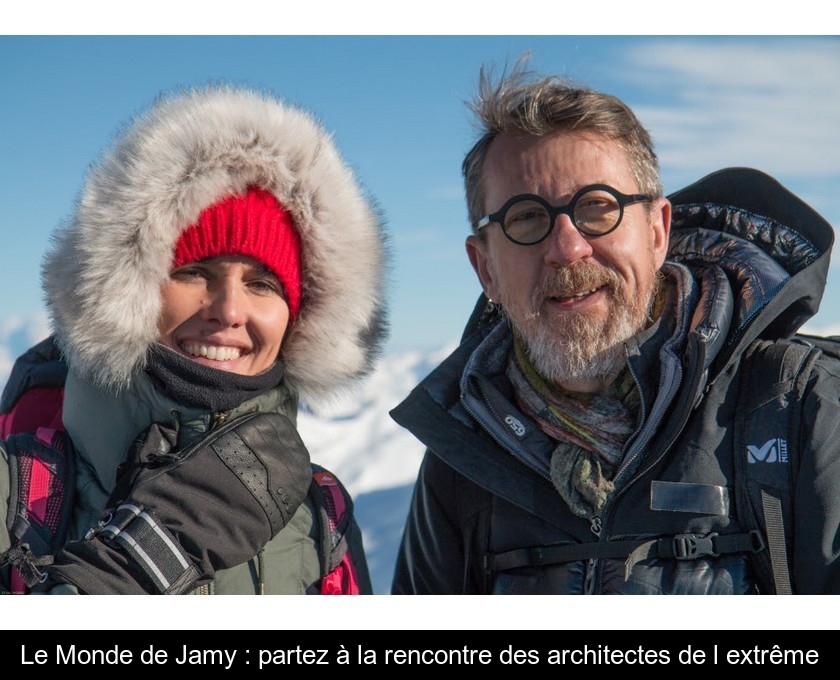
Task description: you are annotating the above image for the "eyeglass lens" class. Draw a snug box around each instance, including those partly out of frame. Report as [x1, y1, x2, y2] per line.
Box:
[504, 188, 624, 244]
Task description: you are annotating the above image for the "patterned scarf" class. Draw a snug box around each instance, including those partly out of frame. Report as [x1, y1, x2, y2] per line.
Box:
[507, 337, 640, 519]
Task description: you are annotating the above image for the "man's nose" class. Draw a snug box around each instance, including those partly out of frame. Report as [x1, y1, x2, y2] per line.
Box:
[543, 213, 593, 267]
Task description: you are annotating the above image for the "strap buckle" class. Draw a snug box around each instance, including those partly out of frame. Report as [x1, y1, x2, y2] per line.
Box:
[747, 528, 766, 554]
[97, 504, 143, 547]
[1, 543, 52, 588]
[672, 532, 719, 560]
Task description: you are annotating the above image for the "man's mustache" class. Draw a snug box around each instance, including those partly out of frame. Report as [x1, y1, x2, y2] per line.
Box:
[532, 262, 620, 303]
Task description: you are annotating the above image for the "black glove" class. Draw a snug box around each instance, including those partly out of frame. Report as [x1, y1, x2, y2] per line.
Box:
[38, 411, 312, 594]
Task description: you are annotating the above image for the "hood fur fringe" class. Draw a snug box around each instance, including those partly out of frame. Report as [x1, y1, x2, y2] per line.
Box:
[42, 85, 389, 409]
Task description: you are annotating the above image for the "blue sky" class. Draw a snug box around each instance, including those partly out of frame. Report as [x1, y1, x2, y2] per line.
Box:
[2, 34, 839, 360]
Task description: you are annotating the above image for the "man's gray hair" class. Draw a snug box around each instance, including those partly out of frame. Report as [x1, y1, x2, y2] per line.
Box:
[462, 57, 663, 233]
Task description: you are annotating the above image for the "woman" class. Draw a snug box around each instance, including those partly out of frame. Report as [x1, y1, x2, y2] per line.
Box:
[0, 84, 388, 594]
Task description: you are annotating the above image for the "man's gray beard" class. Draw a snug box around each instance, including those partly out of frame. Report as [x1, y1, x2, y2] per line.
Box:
[500, 261, 656, 386]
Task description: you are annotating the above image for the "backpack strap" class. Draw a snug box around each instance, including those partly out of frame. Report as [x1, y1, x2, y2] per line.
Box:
[307, 464, 365, 594]
[2, 427, 75, 594]
[1, 336, 75, 595]
[485, 529, 766, 580]
[732, 337, 822, 594]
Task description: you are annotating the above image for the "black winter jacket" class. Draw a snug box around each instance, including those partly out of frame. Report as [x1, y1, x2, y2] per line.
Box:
[390, 168, 840, 595]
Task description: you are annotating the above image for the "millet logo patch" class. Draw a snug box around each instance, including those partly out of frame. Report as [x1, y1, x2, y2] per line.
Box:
[747, 438, 789, 464]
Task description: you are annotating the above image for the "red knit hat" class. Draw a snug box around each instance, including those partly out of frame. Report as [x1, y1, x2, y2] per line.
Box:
[173, 187, 302, 320]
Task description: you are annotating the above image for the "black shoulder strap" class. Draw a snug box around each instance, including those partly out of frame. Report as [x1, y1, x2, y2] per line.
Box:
[2, 427, 75, 593]
[733, 337, 822, 594]
[307, 464, 353, 583]
[306, 464, 373, 594]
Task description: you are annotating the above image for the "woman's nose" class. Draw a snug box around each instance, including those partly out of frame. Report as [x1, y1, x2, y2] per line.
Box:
[203, 280, 246, 327]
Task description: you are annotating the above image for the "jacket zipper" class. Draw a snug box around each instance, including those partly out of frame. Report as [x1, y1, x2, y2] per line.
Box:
[611, 360, 705, 512]
[592, 341, 706, 592]
[584, 517, 602, 594]
[460, 380, 551, 482]
[613, 352, 682, 486]
[585, 345, 686, 592]
[612, 337, 706, 500]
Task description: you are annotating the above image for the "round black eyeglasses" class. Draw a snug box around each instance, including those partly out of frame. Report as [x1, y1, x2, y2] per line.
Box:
[476, 184, 653, 246]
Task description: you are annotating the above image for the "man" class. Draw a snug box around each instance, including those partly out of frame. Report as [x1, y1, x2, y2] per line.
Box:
[390, 64, 840, 594]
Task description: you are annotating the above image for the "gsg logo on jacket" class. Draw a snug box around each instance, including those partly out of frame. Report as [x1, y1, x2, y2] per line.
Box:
[747, 438, 789, 464]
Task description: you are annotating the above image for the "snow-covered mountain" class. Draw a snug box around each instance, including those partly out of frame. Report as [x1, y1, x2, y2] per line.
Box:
[296, 345, 455, 593]
[0, 314, 452, 594]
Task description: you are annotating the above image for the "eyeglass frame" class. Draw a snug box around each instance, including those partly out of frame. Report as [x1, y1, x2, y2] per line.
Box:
[476, 183, 653, 246]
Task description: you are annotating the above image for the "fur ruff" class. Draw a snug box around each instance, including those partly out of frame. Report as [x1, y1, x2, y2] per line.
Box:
[42, 85, 388, 408]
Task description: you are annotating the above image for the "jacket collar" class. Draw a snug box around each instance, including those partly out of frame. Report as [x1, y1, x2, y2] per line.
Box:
[667, 167, 833, 377]
[63, 368, 297, 493]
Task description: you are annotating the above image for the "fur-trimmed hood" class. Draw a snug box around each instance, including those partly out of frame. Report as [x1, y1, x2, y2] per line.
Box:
[42, 85, 388, 407]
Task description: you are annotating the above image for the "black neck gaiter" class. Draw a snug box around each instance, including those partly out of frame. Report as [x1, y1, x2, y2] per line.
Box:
[145, 344, 286, 412]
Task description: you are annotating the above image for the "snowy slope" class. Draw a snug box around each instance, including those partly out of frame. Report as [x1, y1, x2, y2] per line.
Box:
[296, 345, 454, 593]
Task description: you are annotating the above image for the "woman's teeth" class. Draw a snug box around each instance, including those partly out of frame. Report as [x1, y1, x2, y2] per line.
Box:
[182, 342, 241, 361]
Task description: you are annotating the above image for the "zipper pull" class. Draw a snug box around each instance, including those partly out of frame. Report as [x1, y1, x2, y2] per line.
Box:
[584, 559, 597, 594]
[210, 411, 229, 429]
[583, 517, 603, 594]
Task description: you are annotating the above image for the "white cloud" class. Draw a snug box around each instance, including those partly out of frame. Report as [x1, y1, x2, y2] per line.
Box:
[625, 40, 840, 177]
